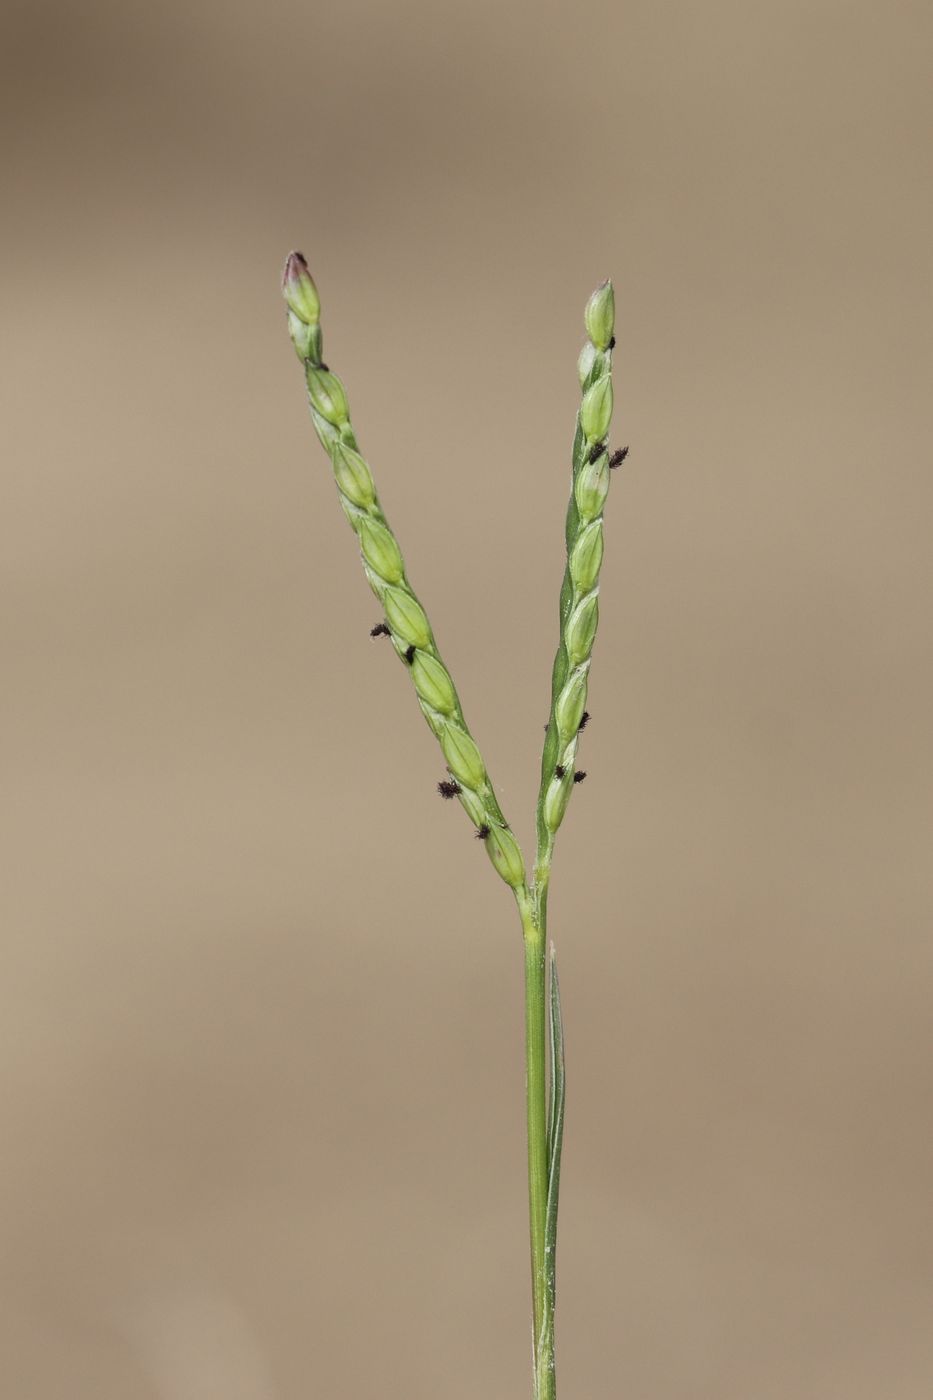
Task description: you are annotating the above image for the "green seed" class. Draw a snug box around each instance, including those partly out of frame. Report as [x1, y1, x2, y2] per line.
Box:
[584, 279, 615, 351]
[554, 669, 588, 740]
[282, 252, 320, 325]
[307, 367, 350, 426]
[440, 725, 486, 790]
[574, 454, 610, 522]
[359, 518, 404, 583]
[577, 341, 598, 389]
[569, 521, 604, 593]
[580, 375, 613, 443]
[543, 772, 572, 834]
[332, 442, 376, 508]
[287, 310, 317, 363]
[410, 652, 457, 715]
[458, 787, 488, 827]
[383, 588, 431, 647]
[566, 593, 599, 665]
[484, 825, 526, 889]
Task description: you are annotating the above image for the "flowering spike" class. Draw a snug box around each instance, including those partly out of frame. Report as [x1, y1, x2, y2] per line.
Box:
[537, 278, 621, 848]
[283, 255, 524, 892]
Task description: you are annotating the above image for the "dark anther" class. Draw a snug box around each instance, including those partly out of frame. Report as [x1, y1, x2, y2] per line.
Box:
[588, 440, 607, 464]
[573, 770, 587, 784]
[608, 447, 629, 469]
[404, 644, 416, 664]
[370, 622, 391, 638]
[438, 780, 462, 799]
[578, 711, 590, 731]
[608, 336, 616, 350]
[555, 764, 566, 780]
[319, 362, 330, 371]
[475, 824, 491, 840]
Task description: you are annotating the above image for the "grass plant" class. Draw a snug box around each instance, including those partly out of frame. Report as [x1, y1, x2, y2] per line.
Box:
[282, 251, 623, 1399]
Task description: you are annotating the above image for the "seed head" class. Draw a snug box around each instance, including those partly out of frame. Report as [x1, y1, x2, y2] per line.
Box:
[537, 278, 620, 847]
[284, 251, 542, 896]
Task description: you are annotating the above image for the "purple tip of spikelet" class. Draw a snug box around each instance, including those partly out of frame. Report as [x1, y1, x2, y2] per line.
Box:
[282, 250, 320, 323]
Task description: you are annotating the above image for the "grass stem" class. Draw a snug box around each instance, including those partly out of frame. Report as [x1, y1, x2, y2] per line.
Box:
[521, 902, 553, 1400]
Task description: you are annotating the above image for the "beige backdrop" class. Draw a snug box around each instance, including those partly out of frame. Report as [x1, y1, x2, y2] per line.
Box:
[3, 1, 932, 1396]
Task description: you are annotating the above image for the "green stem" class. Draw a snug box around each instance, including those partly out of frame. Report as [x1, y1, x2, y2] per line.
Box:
[521, 892, 554, 1400]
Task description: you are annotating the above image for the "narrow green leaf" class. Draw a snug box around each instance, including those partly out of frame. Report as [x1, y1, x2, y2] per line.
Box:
[545, 943, 566, 1318]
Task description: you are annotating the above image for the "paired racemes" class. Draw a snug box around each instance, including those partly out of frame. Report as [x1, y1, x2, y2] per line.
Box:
[282, 250, 626, 1400]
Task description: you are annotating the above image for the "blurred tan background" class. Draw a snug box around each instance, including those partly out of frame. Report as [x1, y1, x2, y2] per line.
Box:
[3, 1, 932, 1395]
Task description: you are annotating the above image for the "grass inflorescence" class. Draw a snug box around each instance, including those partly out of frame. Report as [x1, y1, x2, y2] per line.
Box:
[281, 251, 625, 1400]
